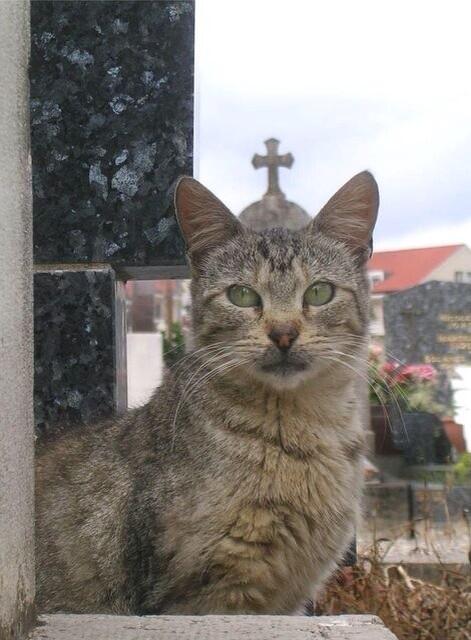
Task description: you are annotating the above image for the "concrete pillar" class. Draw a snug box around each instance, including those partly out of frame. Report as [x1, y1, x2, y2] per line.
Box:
[0, 2, 35, 639]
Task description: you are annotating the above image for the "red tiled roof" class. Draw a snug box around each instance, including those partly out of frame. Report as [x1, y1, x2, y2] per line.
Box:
[442, 417, 467, 454]
[368, 245, 462, 293]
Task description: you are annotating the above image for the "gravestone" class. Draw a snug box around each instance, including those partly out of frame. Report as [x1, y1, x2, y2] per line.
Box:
[384, 281, 471, 367]
[33, 268, 127, 435]
[239, 138, 311, 231]
[31, 0, 193, 273]
[384, 281, 471, 462]
[31, 0, 194, 434]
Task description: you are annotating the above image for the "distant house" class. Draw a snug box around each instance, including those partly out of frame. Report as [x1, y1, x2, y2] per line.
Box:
[367, 244, 471, 337]
[125, 280, 191, 334]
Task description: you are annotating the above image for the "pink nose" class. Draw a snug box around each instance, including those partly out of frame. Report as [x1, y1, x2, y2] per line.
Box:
[268, 323, 299, 351]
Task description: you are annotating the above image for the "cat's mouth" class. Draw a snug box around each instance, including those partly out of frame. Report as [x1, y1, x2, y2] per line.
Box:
[259, 355, 308, 376]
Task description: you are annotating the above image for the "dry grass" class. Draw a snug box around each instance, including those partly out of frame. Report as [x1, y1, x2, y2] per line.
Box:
[316, 544, 471, 640]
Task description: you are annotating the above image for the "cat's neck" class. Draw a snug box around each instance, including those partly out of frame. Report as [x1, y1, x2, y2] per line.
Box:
[198, 368, 361, 458]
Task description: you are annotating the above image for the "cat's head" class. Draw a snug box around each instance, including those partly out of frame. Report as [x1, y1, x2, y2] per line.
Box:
[175, 172, 378, 390]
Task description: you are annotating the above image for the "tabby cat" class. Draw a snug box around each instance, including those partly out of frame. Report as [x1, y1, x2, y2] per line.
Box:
[36, 171, 379, 614]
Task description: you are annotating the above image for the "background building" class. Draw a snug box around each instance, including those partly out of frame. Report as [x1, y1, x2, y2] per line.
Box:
[368, 244, 471, 338]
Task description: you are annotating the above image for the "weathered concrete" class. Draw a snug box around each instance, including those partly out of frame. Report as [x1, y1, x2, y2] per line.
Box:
[32, 615, 398, 640]
[0, 1, 35, 639]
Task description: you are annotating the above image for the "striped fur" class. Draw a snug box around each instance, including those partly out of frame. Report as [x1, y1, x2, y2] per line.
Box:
[36, 172, 378, 614]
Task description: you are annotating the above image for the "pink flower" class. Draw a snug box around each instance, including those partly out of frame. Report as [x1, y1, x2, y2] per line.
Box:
[393, 364, 437, 384]
[369, 343, 383, 362]
[379, 361, 399, 382]
[413, 364, 437, 381]
[381, 362, 398, 375]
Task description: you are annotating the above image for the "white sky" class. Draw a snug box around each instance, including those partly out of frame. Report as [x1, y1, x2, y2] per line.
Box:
[195, 0, 471, 250]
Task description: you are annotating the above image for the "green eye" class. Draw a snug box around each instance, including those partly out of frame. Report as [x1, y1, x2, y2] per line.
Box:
[304, 282, 335, 306]
[227, 285, 261, 308]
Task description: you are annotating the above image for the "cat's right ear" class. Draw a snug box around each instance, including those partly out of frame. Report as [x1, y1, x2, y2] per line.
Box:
[174, 177, 243, 267]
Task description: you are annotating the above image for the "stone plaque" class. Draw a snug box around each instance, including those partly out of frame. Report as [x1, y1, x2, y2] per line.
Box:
[384, 281, 471, 367]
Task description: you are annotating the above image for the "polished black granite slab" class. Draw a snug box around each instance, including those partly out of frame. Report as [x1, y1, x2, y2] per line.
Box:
[31, 0, 194, 269]
[34, 269, 127, 436]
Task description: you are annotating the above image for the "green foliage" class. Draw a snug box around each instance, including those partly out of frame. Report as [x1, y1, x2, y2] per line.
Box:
[404, 386, 448, 416]
[162, 322, 185, 368]
[453, 452, 471, 484]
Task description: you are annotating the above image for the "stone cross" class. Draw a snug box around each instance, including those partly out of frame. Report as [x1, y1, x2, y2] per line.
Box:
[252, 138, 294, 196]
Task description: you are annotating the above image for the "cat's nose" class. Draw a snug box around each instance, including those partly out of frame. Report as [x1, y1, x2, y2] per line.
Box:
[268, 323, 299, 352]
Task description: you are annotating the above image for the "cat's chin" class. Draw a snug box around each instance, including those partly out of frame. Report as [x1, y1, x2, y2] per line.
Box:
[260, 360, 308, 375]
[261, 372, 310, 391]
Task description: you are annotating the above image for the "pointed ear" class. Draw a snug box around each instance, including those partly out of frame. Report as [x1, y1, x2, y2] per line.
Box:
[174, 177, 243, 265]
[311, 171, 379, 261]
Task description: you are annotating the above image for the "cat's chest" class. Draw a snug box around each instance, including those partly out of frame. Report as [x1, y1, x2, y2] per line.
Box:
[162, 398, 361, 611]
[205, 421, 360, 609]
[209, 396, 361, 520]
[189, 387, 363, 543]
[230, 432, 356, 519]
[214, 394, 356, 493]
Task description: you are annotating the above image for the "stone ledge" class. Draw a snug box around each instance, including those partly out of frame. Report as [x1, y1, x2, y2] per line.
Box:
[32, 614, 398, 639]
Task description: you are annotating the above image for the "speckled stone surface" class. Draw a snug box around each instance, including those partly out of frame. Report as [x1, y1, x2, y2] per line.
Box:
[384, 281, 471, 366]
[34, 268, 126, 436]
[30, 0, 194, 269]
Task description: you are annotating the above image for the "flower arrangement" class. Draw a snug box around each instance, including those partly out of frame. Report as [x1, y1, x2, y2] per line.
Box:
[368, 345, 446, 416]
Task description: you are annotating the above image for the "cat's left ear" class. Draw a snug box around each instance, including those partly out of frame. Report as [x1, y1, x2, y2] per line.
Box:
[310, 171, 379, 262]
[174, 177, 243, 266]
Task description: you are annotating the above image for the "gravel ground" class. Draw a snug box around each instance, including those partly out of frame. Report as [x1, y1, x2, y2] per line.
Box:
[358, 519, 470, 564]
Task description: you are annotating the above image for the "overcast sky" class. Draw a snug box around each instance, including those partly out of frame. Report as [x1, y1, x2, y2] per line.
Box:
[195, 0, 471, 250]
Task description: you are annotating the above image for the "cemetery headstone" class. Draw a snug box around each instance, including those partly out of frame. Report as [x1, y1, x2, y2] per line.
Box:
[384, 281, 471, 463]
[31, 1, 194, 434]
[384, 281, 471, 367]
[31, 0, 193, 272]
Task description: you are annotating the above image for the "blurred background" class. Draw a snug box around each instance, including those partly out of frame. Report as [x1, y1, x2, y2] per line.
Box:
[127, 0, 471, 454]
[195, 0, 471, 248]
